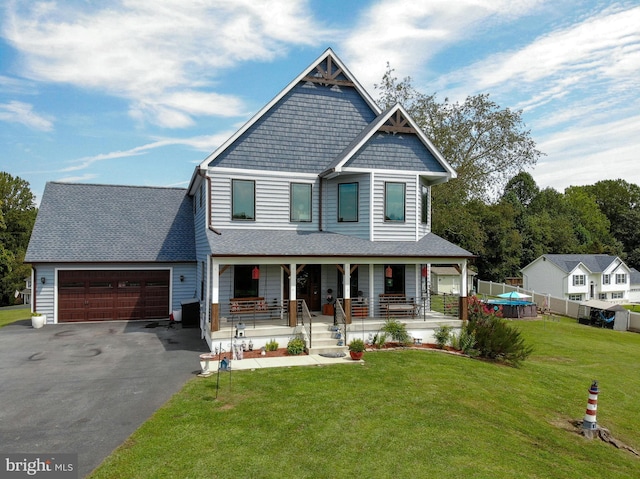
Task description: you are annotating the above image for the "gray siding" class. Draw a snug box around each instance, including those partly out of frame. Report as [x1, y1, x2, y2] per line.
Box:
[323, 174, 371, 239]
[373, 173, 418, 241]
[211, 82, 377, 174]
[210, 170, 320, 231]
[346, 133, 446, 172]
[194, 180, 212, 303]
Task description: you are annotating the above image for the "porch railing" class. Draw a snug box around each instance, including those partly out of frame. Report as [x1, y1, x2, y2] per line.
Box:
[336, 299, 348, 346]
[430, 292, 460, 318]
[298, 299, 313, 349]
[222, 298, 288, 327]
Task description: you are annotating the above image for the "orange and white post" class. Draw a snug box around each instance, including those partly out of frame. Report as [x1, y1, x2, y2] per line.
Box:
[582, 380, 599, 437]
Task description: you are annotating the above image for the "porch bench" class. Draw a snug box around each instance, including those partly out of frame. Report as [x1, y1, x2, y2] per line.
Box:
[229, 297, 268, 315]
[379, 294, 417, 319]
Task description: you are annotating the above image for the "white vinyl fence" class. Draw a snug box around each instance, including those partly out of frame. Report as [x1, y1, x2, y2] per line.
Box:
[477, 279, 640, 332]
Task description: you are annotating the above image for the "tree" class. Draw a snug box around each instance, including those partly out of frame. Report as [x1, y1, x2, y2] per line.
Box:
[0, 172, 37, 305]
[376, 67, 543, 201]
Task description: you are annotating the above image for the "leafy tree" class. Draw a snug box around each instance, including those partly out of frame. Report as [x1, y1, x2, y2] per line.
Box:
[376, 66, 543, 202]
[0, 172, 37, 305]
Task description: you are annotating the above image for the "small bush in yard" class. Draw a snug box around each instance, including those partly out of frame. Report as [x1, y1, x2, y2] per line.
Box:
[286, 337, 306, 355]
[465, 296, 533, 367]
[381, 318, 412, 345]
[433, 325, 452, 349]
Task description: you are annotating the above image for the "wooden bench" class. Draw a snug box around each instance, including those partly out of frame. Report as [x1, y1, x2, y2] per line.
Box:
[379, 294, 417, 318]
[229, 297, 268, 315]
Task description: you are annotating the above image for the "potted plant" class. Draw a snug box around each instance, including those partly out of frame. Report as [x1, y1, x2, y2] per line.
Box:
[348, 338, 365, 360]
[31, 312, 46, 329]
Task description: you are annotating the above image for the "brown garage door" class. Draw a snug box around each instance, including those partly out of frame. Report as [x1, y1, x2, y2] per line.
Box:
[58, 270, 170, 322]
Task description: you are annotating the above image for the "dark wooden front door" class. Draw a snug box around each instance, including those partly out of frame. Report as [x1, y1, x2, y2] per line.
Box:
[285, 265, 322, 311]
[58, 270, 170, 322]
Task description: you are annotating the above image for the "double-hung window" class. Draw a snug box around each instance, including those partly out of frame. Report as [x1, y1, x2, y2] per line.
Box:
[615, 273, 627, 284]
[338, 182, 358, 222]
[290, 183, 312, 222]
[385, 182, 406, 222]
[232, 179, 255, 220]
[602, 274, 610, 285]
[573, 275, 585, 286]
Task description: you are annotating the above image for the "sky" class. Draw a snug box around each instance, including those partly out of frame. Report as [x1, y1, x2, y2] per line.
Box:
[1, 0, 639, 205]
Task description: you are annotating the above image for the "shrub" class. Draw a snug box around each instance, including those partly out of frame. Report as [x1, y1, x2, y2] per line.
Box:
[464, 296, 533, 367]
[433, 325, 452, 349]
[348, 338, 366, 353]
[381, 318, 411, 345]
[286, 336, 306, 355]
[265, 339, 279, 351]
[372, 331, 387, 349]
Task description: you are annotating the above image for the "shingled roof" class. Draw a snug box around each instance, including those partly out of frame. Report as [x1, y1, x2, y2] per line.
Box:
[25, 182, 196, 263]
[206, 229, 472, 258]
[541, 254, 622, 273]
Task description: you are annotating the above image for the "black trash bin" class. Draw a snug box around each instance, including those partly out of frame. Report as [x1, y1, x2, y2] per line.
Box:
[181, 299, 200, 328]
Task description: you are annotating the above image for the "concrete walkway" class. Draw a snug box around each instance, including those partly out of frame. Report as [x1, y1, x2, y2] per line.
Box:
[203, 352, 361, 372]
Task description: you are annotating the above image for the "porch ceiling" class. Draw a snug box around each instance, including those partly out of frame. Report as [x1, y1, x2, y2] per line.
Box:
[206, 229, 473, 260]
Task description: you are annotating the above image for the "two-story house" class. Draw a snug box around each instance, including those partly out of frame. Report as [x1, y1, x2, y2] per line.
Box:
[25, 49, 473, 346]
[521, 254, 632, 303]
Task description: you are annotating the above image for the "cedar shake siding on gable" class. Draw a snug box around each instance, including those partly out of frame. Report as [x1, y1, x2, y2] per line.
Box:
[211, 82, 377, 172]
[346, 133, 447, 172]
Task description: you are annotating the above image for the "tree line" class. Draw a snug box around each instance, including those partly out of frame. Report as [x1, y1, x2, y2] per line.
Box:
[376, 67, 639, 281]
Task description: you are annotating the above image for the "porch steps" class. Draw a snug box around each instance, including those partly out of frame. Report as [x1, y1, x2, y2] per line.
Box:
[307, 322, 348, 356]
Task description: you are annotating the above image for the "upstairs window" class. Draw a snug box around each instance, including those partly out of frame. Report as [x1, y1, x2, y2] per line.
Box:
[232, 179, 255, 220]
[385, 182, 406, 222]
[615, 273, 627, 284]
[338, 182, 358, 222]
[290, 183, 312, 222]
[602, 274, 610, 285]
[573, 275, 585, 286]
[421, 185, 429, 224]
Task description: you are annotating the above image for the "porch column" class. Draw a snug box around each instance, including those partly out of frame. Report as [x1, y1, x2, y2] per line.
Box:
[368, 264, 375, 318]
[344, 263, 352, 324]
[288, 263, 297, 327]
[211, 261, 220, 332]
[459, 260, 468, 321]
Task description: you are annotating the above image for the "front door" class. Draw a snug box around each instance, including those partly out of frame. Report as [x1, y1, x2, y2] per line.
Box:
[295, 265, 322, 311]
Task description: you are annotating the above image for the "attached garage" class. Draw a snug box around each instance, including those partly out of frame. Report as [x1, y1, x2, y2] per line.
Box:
[58, 270, 170, 322]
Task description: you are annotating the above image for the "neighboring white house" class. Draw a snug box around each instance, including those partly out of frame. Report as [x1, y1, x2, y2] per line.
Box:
[15, 277, 31, 304]
[430, 266, 476, 295]
[630, 268, 640, 303]
[521, 254, 632, 303]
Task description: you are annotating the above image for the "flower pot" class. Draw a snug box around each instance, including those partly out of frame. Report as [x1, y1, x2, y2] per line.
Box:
[349, 351, 364, 360]
[31, 315, 46, 329]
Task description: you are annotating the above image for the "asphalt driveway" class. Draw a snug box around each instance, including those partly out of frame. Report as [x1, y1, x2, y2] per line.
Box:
[0, 319, 209, 478]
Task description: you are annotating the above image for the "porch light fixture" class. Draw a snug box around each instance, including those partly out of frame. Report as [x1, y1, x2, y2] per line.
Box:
[40, 277, 46, 284]
[252, 266, 260, 280]
[180, 275, 185, 282]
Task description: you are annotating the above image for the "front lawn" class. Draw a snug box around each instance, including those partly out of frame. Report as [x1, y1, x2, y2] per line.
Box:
[0, 305, 31, 328]
[89, 317, 640, 478]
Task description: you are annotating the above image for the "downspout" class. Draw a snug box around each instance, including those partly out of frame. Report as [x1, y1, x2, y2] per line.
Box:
[197, 168, 221, 236]
[318, 176, 323, 232]
[31, 267, 36, 314]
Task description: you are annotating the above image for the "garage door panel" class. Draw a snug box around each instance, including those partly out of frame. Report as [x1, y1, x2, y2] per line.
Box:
[58, 270, 170, 322]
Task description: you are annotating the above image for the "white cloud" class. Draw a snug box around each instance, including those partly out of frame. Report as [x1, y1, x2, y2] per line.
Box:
[341, 0, 544, 88]
[3, 0, 328, 128]
[0, 100, 53, 130]
[61, 131, 236, 173]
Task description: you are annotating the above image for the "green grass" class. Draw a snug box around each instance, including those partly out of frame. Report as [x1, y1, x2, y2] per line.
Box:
[88, 318, 639, 478]
[624, 304, 640, 313]
[0, 305, 31, 328]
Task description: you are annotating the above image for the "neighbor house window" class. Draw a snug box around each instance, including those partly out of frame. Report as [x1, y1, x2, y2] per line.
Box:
[602, 274, 610, 285]
[290, 183, 312, 222]
[232, 179, 255, 220]
[338, 182, 358, 222]
[568, 294, 583, 301]
[385, 182, 405, 222]
[573, 275, 585, 286]
[615, 273, 627, 284]
[234, 265, 258, 298]
[611, 292, 624, 299]
[599, 293, 607, 300]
